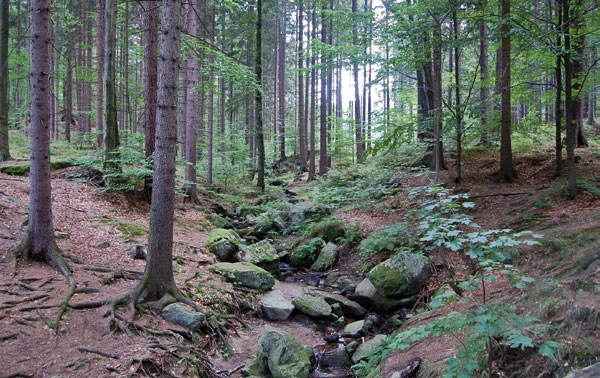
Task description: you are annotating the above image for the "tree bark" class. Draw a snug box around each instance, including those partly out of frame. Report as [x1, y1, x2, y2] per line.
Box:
[478, 0, 492, 146]
[143, 0, 159, 196]
[95, 0, 105, 147]
[184, 2, 198, 202]
[563, 0, 577, 198]
[319, 3, 328, 176]
[499, 0, 516, 182]
[0, 0, 10, 160]
[15, 0, 69, 277]
[104, 0, 120, 176]
[136, 0, 183, 303]
[255, 0, 265, 191]
[297, 0, 307, 172]
[352, 0, 363, 162]
[278, 1, 287, 161]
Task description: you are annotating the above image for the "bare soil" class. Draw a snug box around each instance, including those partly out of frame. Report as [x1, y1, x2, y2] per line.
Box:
[1, 148, 599, 377]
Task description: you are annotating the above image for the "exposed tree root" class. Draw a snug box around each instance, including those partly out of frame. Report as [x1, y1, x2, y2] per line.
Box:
[76, 346, 119, 359]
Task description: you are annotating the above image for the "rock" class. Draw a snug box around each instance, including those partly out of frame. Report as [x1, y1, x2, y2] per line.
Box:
[330, 303, 343, 317]
[237, 240, 280, 275]
[288, 201, 331, 226]
[352, 334, 386, 363]
[324, 332, 340, 343]
[340, 320, 366, 338]
[346, 341, 359, 355]
[206, 213, 232, 229]
[290, 238, 324, 269]
[567, 306, 600, 331]
[367, 253, 430, 298]
[160, 303, 205, 330]
[353, 278, 418, 313]
[307, 218, 346, 243]
[127, 244, 147, 260]
[331, 316, 347, 329]
[305, 273, 321, 286]
[246, 214, 274, 239]
[259, 290, 295, 321]
[310, 242, 339, 272]
[293, 293, 332, 318]
[247, 325, 315, 378]
[320, 347, 352, 369]
[306, 288, 367, 319]
[0, 230, 13, 240]
[206, 228, 242, 262]
[564, 362, 600, 378]
[273, 215, 287, 233]
[209, 262, 275, 291]
[54, 231, 70, 239]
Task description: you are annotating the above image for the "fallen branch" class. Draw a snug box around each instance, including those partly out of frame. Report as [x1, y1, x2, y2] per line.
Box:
[468, 191, 531, 199]
[77, 346, 120, 359]
[3, 294, 49, 305]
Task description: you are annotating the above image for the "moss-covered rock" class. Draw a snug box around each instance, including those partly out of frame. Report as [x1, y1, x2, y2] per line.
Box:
[247, 325, 315, 378]
[367, 252, 430, 298]
[290, 237, 324, 269]
[238, 240, 280, 275]
[310, 242, 339, 272]
[306, 217, 346, 242]
[206, 228, 242, 262]
[209, 262, 275, 291]
[292, 293, 332, 318]
[206, 213, 232, 229]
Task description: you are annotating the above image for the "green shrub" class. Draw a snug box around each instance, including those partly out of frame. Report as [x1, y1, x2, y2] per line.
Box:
[305, 217, 346, 242]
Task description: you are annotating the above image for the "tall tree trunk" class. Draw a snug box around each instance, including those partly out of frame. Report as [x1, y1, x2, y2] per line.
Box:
[432, 20, 443, 180]
[352, 0, 363, 162]
[184, 2, 199, 202]
[16, 0, 69, 277]
[308, 7, 316, 181]
[554, 0, 563, 178]
[571, 0, 587, 147]
[297, 0, 307, 172]
[499, 0, 516, 182]
[319, 3, 328, 176]
[478, 0, 491, 145]
[96, 0, 105, 147]
[0, 0, 10, 160]
[64, 0, 74, 143]
[134, 0, 186, 304]
[207, 4, 215, 188]
[453, 9, 463, 183]
[143, 0, 159, 196]
[278, 0, 287, 161]
[255, 0, 266, 191]
[104, 0, 120, 176]
[563, 0, 577, 198]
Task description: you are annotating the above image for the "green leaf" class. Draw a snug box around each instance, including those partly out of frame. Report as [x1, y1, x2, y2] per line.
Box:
[538, 341, 562, 359]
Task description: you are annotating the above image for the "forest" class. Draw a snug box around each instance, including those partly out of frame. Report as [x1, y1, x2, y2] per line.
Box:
[0, 0, 599, 377]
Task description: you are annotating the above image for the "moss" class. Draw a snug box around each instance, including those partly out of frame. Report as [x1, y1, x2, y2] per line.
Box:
[305, 217, 346, 242]
[369, 265, 404, 295]
[0, 164, 30, 176]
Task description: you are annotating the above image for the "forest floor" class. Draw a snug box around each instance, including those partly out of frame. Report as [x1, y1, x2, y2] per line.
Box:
[1, 146, 599, 377]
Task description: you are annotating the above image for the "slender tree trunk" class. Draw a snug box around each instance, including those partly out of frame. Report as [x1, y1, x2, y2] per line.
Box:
[64, 0, 74, 143]
[96, 0, 105, 147]
[352, 0, 363, 162]
[554, 0, 563, 178]
[499, 0, 516, 182]
[478, 0, 491, 145]
[298, 0, 307, 172]
[571, 0, 587, 148]
[432, 20, 443, 180]
[308, 8, 316, 181]
[278, 1, 287, 161]
[207, 4, 215, 188]
[255, 0, 265, 191]
[184, 2, 198, 202]
[453, 9, 463, 183]
[0, 0, 10, 160]
[104, 0, 120, 176]
[563, 0, 577, 198]
[143, 0, 159, 196]
[319, 3, 328, 176]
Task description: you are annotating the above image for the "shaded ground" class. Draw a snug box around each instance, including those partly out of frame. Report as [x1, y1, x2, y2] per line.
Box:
[1, 147, 599, 377]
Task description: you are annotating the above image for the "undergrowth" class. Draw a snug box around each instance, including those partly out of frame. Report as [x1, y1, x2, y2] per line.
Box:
[354, 185, 560, 377]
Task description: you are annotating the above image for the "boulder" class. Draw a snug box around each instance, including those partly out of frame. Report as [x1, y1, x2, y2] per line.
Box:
[237, 240, 280, 275]
[353, 278, 416, 313]
[564, 362, 600, 378]
[206, 213, 232, 229]
[206, 228, 242, 262]
[259, 290, 295, 321]
[367, 252, 430, 298]
[290, 238, 324, 269]
[292, 293, 332, 318]
[161, 303, 205, 330]
[352, 334, 386, 363]
[340, 320, 366, 339]
[246, 214, 274, 239]
[288, 201, 331, 226]
[310, 242, 339, 272]
[209, 262, 275, 291]
[247, 325, 315, 378]
[306, 288, 367, 319]
[319, 347, 352, 369]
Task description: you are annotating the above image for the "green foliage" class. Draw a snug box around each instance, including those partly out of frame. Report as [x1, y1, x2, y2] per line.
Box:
[337, 222, 362, 246]
[293, 238, 324, 261]
[305, 217, 346, 242]
[353, 185, 558, 376]
[311, 165, 401, 210]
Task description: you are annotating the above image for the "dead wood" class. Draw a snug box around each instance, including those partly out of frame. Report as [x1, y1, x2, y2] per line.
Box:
[76, 346, 119, 359]
[3, 294, 49, 305]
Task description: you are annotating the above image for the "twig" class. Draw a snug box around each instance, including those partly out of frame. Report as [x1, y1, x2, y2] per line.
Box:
[3, 294, 49, 305]
[17, 282, 37, 291]
[77, 346, 120, 359]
